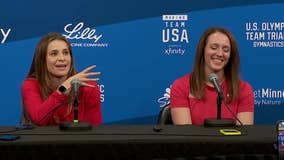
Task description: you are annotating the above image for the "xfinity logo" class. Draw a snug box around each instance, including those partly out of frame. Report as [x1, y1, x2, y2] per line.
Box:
[63, 22, 102, 43]
[0, 28, 11, 44]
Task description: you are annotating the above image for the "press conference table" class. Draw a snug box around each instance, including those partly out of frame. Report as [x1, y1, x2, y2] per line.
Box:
[0, 125, 277, 160]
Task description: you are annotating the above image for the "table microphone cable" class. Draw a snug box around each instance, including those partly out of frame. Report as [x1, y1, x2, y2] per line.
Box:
[223, 101, 248, 135]
[14, 100, 71, 131]
[153, 103, 248, 136]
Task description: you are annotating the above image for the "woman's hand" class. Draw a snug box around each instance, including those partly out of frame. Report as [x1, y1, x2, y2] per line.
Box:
[61, 65, 101, 92]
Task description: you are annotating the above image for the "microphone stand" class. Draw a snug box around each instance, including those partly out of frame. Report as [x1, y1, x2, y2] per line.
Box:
[217, 93, 222, 119]
[59, 92, 92, 131]
[204, 93, 235, 127]
[74, 96, 79, 123]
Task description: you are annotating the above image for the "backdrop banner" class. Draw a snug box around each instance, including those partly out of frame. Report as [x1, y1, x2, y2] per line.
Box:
[0, 0, 283, 125]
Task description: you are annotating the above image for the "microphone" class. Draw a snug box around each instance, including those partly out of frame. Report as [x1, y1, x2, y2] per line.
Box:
[59, 78, 92, 131]
[71, 78, 81, 98]
[204, 73, 235, 127]
[71, 78, 80, 123]
[208, 73, 224, 100]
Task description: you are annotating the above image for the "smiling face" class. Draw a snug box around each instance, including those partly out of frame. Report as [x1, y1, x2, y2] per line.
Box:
[46, 40, 71, 80]
[204, 32, 231, 75]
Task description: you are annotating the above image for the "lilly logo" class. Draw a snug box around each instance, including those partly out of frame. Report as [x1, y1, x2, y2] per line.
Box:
[63, 22, 102, 43]
[157, 87, 171, 108]
[0, 28, 11, 44]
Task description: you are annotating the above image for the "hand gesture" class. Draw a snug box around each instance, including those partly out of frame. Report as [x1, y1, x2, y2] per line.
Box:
[61, 65, 101, 92]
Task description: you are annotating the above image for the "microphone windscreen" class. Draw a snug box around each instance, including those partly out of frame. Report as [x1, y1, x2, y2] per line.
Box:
[71, 78, 81, 86]
[208, 73, 218, 82]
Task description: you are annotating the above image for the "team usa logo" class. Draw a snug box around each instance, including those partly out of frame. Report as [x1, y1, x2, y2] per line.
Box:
[162, 15, 189, 55]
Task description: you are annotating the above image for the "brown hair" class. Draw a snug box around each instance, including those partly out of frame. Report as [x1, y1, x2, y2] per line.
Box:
[190, 27, 240, 103]
[21, 33, 77, 124]
[27, 32, 77, 99]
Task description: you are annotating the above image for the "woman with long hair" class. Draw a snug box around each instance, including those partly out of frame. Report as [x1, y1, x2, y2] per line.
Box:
[21, 33, 102, 126]
[170, 27, 254, 125]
